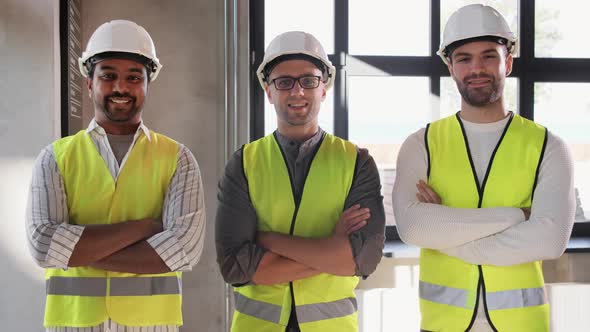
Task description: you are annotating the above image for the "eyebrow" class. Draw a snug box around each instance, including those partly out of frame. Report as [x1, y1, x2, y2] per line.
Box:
[453, 48, 499, 58]
[271, 73, 319, 79]
[97, 65, 144, 74]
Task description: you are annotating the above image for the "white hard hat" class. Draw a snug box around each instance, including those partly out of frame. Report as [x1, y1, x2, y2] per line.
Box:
[79, 20, 162, 81]
[438, 4, 517, 65]
[256, 31, 336, 90]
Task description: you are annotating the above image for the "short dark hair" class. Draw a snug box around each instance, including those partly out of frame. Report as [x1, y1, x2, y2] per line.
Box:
[86, 51, 155, 82]
[445, 35, 510, 61]
[263, 53, 328, 82]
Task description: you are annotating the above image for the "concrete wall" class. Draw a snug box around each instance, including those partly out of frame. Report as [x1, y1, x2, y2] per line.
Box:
[0, 0, 60, 330]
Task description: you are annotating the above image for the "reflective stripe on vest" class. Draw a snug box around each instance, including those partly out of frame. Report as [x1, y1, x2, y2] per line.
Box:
[46, 277, 107, 297]
[419, 281, 473, 309]
[235, 292, 357, 325]
[234, 292, 282, 324]
[296, 297, 357, 324]
[46, 276, 181, 296]
[420, 281, 546, 310]
[486, 287, 546, 310]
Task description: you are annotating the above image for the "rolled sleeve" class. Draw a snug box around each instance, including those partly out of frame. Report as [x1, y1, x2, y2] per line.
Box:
[26, 145, 84, 269]
[147, 144, 206, 272]
[346, 148, 386, 277]
[215, 147, 267, 286]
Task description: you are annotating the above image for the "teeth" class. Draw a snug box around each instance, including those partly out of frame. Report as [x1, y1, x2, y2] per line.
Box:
[110, 98, 130, 104]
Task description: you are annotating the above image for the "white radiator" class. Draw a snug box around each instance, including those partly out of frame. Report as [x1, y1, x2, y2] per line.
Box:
[546, 283, 590, 332]
[355, 288, 420, 332]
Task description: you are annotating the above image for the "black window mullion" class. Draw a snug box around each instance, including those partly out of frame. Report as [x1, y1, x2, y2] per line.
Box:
[518, 0, 535, 120]
[333, 0, 349, 139]
[430, 0, 442, 99]
[60, 0, 69, 137]
[250, 0, 265, 140]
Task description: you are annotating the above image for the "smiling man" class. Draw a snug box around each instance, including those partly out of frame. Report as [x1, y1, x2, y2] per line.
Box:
[26, 20, 205, 332]
[215, 31, 385, 332]
[392, 4, 575, 332]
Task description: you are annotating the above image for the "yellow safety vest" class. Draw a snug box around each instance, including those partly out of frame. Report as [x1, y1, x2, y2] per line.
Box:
[46, 130, 182, 327]
[233, 132, 359, 332]
[420, 113, 549, 332]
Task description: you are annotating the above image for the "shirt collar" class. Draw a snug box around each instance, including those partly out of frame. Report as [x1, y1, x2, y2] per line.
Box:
[274, 128, 324, 152]
[85, 118, 151, 141]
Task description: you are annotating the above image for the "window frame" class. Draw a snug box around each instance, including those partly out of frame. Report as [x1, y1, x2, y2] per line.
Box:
[249, 0, 590, 241]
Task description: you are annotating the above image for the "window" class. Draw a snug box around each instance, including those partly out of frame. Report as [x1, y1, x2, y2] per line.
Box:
[264, 0, 334, 52]
[349, 0, 430, 56]
[250, 0, 590, 239]
[535, 1, 590, 58]
[535, 83, 590, 220]
[348, 76, 431, 225]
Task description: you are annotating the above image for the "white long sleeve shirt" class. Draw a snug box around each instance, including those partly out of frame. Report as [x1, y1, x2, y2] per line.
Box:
[393, 114, 575, 329]
[26, 119, 206, 332]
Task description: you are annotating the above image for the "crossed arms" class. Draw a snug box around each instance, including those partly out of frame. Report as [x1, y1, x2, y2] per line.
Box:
[393, 129, 575, 266]
[252, 205, 371, 284]
[26, 144, 205, 274]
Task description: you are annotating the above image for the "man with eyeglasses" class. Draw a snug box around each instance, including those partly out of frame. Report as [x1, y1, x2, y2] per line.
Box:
[393, 4, 574, 331]
[215, 31, 385, 332]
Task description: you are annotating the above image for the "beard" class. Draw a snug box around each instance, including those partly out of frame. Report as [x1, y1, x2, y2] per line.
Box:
[95, 93, 140, 122]
[456, 73, 504, 107]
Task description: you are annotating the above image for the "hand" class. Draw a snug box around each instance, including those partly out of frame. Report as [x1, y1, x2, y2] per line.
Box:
[333, 204, 370, 237]
[521, 208, 531, 221]
[416, 180, 442, 204]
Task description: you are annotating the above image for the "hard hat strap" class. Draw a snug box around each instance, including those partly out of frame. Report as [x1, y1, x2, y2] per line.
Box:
[85, 51, 156, 80]
[444, 35, 512, 59]
[263, 53, 328, 82]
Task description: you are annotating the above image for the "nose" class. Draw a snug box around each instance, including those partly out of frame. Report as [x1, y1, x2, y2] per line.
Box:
[470, 57, 485, 74]
[113, 78, 130, 93]
[289, 80, 305, 96]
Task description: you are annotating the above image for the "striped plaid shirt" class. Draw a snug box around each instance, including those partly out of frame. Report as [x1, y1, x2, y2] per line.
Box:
[26, 119, 206, 332]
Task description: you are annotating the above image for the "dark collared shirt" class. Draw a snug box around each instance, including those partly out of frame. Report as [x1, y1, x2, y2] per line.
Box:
[215, 129, 385, 286]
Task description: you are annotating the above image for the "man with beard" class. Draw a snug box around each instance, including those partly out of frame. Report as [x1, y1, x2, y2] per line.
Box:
[393, 4, 574, 332]
[215, 31, 385, 331]
[26, 20, 205, 332]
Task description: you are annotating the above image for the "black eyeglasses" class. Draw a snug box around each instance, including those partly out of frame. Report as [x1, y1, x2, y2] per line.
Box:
[270, 75, 322, 90]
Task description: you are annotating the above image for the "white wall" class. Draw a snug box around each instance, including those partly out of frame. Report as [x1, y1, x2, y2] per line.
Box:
[0, 0, 60, 330]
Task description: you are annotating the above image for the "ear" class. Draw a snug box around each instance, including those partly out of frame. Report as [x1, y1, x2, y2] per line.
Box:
[505, 53, 514, 76]
[265, 85, 274, 104]
[86, 77, 93, 98]
[320, 84, 327, 102]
